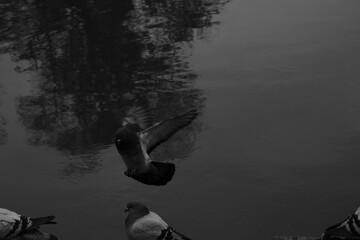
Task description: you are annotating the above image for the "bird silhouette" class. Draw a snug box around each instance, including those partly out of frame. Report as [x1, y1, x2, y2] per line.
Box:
[115, 106, 198, 186]
[125, 201, 192, 240]
[0, 208, 57, 240]
[321, 207, 360, 240]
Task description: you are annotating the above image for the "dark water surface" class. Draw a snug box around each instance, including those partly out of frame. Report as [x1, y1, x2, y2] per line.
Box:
[1, 0, 360, 239]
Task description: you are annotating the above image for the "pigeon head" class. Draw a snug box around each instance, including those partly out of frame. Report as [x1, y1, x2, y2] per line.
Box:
[125, 202, 150, 227]
[125, 202, 149, 214]
[114, 128, 138, 150]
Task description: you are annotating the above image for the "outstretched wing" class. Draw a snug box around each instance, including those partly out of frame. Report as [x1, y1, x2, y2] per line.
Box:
[122, 106, 153, 132]
[140, 110, 198, 153]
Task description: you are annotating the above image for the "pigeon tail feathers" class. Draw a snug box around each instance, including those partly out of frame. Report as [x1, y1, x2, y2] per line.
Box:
[172, 228, 192, 240]
[29, 216, 56, 230]
[129, 162, 175, 186]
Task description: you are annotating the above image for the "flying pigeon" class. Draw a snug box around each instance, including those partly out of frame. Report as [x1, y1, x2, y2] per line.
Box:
[125, 201, 192, 240]
[115, 106, 198, 186]
[0, 208, 57, 240]
[321, 207, 360, 240]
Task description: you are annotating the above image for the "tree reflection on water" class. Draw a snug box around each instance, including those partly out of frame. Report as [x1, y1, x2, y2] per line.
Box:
[0, 71, 6, 145]
[0, 0, 228, 175]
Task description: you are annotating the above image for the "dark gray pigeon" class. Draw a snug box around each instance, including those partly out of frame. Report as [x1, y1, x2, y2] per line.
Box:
[321, 207, 360, 240]
[125, 202, 192, 240]
[115, 106, 198, 186]
[0, 208, 57, 240]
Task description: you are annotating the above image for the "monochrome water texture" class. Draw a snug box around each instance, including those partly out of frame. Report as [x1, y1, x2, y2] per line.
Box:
[1, 0, 360, 239]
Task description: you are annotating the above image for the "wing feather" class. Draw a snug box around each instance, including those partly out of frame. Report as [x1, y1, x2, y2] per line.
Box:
[140, 110, 198, 153]
[322, 207, 360, 239]
[130, 212, 168, 239]
[122, 106, 153, 131]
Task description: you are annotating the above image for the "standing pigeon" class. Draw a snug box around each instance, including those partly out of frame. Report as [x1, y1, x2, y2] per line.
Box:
[125, 201, 191, 240]
[115, 106, 198, 186]
[0, 208, 57, 240]
[321, 207, 360, 240]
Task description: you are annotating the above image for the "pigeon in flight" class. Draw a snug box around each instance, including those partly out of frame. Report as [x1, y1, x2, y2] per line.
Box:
[321, 207, 360, 240]
[0, 208, 57, 240]
[115, 106, 198, 186]
[125, 201, 192, 240]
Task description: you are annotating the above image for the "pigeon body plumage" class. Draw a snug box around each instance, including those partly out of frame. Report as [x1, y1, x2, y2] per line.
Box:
[115, 106, 198, 186]
[125, 202, 191, 240]
[0, 208, 57, 240]
[321, 207, 360, 240]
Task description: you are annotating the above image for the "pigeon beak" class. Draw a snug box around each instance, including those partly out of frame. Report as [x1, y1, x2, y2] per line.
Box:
[124, 208, 129, 213]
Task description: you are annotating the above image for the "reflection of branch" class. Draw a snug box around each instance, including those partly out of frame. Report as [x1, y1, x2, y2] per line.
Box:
[0, 116, 7, 145]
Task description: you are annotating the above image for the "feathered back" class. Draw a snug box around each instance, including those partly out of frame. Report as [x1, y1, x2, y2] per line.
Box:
[1, 208, 23, 238]
[0, 208, 21, 223]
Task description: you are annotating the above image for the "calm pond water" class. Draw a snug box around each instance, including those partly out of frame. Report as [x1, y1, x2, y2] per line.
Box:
[1, 0, 360, 239]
